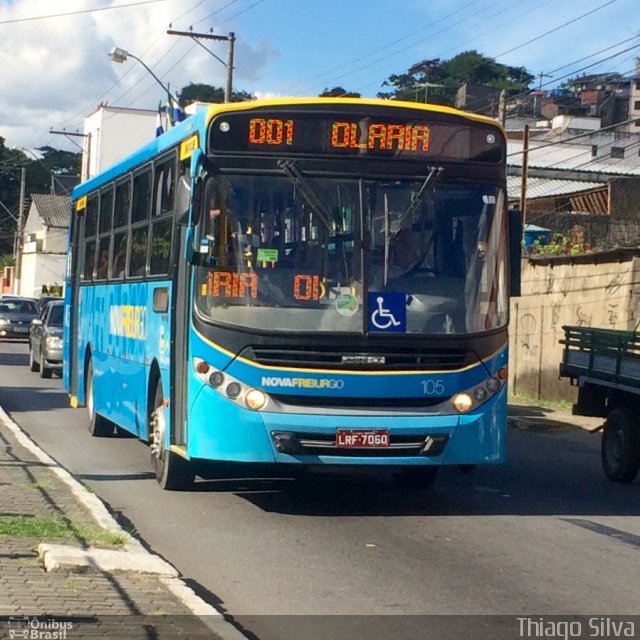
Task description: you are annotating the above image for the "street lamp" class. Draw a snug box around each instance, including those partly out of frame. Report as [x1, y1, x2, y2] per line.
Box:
[166, 30, 235, 103]
[108, 46, 172, 97]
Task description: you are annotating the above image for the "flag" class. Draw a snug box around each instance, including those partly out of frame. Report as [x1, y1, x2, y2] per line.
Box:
[155, 102, 165, 137]
[166, 91, 184, 127]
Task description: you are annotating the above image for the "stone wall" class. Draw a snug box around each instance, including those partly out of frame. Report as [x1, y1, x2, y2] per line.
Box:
[509, 252, 640, 402]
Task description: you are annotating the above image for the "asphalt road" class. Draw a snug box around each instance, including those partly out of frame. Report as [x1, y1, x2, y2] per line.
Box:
[1, 341, 640, 640]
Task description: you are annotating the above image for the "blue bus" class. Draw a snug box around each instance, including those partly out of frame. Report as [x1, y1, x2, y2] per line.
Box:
[64, 97, 520, 490]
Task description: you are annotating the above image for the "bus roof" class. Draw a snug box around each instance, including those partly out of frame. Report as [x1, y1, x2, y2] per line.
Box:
[72, 97, 503, 199]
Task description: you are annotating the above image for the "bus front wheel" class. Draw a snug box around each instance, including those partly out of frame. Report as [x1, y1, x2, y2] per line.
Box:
[601, 406, 640, 483]
[86, 362, 113, 437]
[149, 380, 194, 490]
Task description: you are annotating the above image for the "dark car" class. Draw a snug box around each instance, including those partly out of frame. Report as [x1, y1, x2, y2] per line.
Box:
[0, 298, 39, 339]
[37, 296, 63, 313]
[29, 300, 64, 378]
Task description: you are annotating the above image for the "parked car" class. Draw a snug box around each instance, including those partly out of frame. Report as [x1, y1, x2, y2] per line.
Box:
[29, 300, 63, 378]
[0, 298, 39, 339]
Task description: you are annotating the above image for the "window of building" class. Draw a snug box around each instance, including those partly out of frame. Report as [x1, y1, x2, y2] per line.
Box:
[591, 145, 598, 157]
[611, 147, 625, 159]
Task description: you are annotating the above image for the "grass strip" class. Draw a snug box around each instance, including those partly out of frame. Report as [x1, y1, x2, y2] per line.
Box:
[0, 515, 127, 547]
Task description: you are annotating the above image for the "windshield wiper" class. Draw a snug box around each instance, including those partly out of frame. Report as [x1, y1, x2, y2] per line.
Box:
[278, 159, 333, 231]
[390, 166, 443, 240]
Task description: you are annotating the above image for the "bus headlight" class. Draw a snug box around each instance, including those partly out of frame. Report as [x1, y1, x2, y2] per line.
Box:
[46, 336, 63, 348]
[452, 393, 473, 413]
[0, 318, 9, 326]
[245, 389, 267, 411]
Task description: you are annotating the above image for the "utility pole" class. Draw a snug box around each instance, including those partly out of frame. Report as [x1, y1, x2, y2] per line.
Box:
[533, 71, 553, 116]
[498, 89, 507, 128]
[50, 130, 91, 182]
[167, 29, 235, 102]
[14, 167, 26, 295]
[519, 125, 530, 228]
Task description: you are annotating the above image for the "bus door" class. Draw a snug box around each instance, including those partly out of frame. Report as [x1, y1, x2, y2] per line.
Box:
[67, 201, 86, 402]
[169, 221, 191, 448]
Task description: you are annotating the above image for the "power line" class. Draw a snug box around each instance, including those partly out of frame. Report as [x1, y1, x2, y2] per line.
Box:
[0, 0, 168, 25]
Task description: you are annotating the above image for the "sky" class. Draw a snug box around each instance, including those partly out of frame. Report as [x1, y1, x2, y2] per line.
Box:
[1, 0, 639, 153]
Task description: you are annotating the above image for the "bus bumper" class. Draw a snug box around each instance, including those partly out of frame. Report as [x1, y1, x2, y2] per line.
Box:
[187, 388, 506, 467]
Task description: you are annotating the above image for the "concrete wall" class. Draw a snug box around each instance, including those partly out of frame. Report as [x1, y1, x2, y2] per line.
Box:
[509, 255, 640, 402]
[19, 253, 66, 298]
[83, 107, 157, 181]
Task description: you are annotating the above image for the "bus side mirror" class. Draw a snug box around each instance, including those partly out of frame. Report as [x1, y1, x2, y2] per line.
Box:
[509, 209, 522, 297]
[175, 176, 191, 225]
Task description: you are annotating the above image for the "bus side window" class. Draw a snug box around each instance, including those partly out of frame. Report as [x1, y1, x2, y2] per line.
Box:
[129, 227, 148, 277]
[110, 231, 128, 279]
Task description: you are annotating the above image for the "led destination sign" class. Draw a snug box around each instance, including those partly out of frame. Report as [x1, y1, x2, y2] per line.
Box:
[248, 118, 430, 153]
[209, 109, 503, 162]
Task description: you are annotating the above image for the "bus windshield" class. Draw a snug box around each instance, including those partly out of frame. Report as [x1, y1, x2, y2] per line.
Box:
[194, 174, 507, 335]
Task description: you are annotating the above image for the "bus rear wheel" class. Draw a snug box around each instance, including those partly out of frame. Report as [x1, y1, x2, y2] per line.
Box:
[601, 406, 640, 483]
[86, 362, 113, 437]
[149, 380, 194, 490]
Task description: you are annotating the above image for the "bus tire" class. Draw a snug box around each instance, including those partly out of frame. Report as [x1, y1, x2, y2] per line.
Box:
[601, 406, 640, 483]
[393, 466, 440, 489]
[86, 361, 113, 437]
[150, 380, 194, 491]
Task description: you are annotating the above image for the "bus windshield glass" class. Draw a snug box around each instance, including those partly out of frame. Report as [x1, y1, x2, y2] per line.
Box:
[194, 174, 507, 335]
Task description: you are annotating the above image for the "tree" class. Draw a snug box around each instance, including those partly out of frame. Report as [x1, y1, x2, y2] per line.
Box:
[0, 139, 80, 255]
[319, 87, 361, 98]
[178, 82, 254, 105]
[378, 51, 534, 106]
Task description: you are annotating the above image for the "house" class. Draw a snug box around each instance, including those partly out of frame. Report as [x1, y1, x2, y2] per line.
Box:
[18, 194, 70, 297]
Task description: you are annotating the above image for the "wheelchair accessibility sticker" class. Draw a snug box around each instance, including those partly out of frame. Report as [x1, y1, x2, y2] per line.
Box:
[368, 292, 406, 333]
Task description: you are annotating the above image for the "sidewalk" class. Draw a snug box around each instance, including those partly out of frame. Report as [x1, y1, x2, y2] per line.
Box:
[0, 409, 244, 640]
[508, 402, 605, 433]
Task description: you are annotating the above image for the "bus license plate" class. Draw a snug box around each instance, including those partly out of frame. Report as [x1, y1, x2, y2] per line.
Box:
[336, 429, 390, 448]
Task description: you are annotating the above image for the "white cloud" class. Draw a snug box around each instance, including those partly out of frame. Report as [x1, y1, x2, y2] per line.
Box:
[0, 0, 275, 149]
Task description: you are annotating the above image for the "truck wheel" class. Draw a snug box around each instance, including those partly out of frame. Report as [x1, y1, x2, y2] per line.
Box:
[601, 407, 640, 483]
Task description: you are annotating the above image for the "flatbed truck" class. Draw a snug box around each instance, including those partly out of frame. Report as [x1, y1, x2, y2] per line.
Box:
[559, 325, 640, 483]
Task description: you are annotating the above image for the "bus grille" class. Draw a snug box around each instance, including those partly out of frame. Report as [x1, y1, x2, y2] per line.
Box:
[248, 346, 469, 371]
[270, 394, 448, 410]
[272, 432, 449, 458]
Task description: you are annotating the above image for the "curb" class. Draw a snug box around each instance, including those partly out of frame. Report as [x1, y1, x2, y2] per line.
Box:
[0, 406, 246, 640]
[38, 543, 180, 576]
